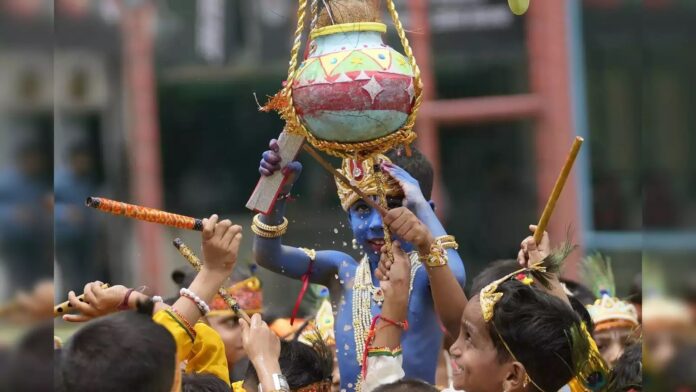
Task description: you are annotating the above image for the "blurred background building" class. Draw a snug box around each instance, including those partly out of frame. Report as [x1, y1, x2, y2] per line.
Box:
[1, 0, 694, 320]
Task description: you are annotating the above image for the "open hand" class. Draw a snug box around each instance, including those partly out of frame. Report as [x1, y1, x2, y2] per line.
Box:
[383, 207, 434, 255]
[201, 214, 242, 277]
[62, 282, 129, 323]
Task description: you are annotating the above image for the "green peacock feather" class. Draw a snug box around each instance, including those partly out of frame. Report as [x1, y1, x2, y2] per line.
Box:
[581, 253, 616, 298]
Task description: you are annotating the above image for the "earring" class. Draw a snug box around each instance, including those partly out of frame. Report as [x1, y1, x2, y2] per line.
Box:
[352, 239, 358, 249]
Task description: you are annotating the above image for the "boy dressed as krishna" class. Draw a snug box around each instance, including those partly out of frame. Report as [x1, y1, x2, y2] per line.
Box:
[252, 140, 466, 391]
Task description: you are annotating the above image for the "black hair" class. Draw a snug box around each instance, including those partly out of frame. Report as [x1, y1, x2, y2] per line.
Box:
[0, 321, 54, 391]
[470, 259, 520, 295]
[60, 299, 177, 392]
[182, 373, 230, 392]
[372, 378, 439, 392]
[385, 145, 434, 200]
[244, 339, 333, 390]
[488, 280, 581, 392]
[561, 279, 597, 306]
[607, 341, 642, 391]
[471, 258, 596, 330]
[569, 295, 595, 332]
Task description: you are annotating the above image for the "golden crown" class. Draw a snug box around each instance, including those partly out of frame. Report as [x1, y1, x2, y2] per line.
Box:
[586, 294, 638, 332]
[335, 154, 402, 211]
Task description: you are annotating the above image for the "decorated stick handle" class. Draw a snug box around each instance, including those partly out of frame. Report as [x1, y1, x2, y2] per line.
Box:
[53, 283, 110, 317]
[86, 197, 203, 231]
[533, 137, 584, 244]
[246, 130, 306, 214]
[172, 238, 252, 323]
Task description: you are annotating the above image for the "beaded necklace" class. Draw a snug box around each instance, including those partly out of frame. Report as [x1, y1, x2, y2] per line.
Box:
[351, 252, 421, 365]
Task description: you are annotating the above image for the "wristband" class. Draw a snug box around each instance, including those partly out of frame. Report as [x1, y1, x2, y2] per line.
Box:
[257, 373, 289, 392]
[117, 288, 135, 310]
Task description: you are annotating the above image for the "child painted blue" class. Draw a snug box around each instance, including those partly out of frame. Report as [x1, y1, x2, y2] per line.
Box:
[252, 140, 466, 391]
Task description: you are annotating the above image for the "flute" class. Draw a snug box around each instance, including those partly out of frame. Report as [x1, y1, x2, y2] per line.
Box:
[86, 197, 203, 231]
[54, 283, 110, 317]
[172, 238, 252, 323]
[533, 136, 584, 243]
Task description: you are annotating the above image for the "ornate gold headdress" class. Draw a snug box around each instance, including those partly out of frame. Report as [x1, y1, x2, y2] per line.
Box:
[581, 253, 638, 332]
[479, 257, 609, 392]
[335, 154, 402, 211]
[208, 276, 263, 317]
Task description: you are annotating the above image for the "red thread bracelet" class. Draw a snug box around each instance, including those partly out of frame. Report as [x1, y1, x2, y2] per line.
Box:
[361, 315, 409, 378]
[117, 288, 135, 310]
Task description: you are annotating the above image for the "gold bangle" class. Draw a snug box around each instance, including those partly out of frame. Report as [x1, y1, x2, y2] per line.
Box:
[435, 235, 458, 250]
[252, 214, 289, 233]
[252, 214, 289, 238]
[251, 223, 287, 238]
[419, 236, 456, 268]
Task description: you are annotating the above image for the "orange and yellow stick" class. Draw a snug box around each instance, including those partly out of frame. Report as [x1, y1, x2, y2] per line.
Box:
[86, 197, 203, 231]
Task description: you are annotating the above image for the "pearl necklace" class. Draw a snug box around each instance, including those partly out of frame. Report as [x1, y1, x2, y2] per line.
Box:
[352, 252, 421, 365]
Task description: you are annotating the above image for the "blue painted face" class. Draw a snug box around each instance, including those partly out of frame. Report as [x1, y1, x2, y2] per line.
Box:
[347, 196, 413, 264]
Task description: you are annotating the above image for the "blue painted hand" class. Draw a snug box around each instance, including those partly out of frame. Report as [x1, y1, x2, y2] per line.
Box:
[258, 138, 303, 194]
[381, 161, 428, 210]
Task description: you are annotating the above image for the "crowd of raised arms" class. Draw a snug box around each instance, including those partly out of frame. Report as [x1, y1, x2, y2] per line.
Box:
[44, 140, 648, 392]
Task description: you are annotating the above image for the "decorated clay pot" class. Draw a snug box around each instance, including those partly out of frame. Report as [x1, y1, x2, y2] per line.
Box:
[292, 22, 415, 143]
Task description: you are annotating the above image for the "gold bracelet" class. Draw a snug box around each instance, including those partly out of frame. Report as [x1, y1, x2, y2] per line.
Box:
[422, 245, 448, 268]
[420, 235, 457, 267]
[251, 223, 288, 238]
[252, 214, 289, 233]
[435, 235, 459, 250]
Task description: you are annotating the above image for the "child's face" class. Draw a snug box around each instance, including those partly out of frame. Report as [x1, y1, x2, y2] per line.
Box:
[207, 314, 245, 366]
[449, 296, 512, 392]
[594, 327, 634, 367]
[347, 196, 407, 258]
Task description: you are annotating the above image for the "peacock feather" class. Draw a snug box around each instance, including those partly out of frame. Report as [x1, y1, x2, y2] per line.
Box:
[581, 253, 616, 299]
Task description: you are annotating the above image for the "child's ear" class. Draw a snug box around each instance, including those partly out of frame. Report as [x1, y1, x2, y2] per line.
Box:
[501, 362, 528, 392]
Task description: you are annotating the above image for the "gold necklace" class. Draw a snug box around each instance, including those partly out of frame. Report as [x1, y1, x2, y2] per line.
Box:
[352, 252, 421, 365]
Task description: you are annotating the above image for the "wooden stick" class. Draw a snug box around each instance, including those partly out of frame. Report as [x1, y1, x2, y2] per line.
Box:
[302, 144, 388, 216]
[54, 283, 110, 317]
[534, 136, 584, 244]
[172, 238, 252, 324]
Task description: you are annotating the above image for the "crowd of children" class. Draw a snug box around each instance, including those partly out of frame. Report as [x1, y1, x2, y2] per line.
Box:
[41, 142, 668, 391]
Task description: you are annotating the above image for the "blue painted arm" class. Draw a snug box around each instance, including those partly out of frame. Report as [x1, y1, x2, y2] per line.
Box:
[252, 199, 346, 286]
[381, 162, 467, 342]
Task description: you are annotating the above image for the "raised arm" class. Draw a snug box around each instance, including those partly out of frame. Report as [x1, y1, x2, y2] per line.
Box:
[380, 163, 467, 342]
[252, 139, 345, 285]
[381, 162, 466, 288]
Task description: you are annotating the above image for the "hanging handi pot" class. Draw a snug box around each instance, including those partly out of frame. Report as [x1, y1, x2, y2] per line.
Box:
[271, 0, 422, 158]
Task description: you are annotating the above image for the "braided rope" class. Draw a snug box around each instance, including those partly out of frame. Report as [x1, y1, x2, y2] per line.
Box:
[280, 0, 422, 159]
[385, 0, 423, 133]
[281, 0, 308, 135]
[310, 0, 319, 30]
